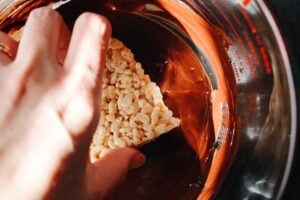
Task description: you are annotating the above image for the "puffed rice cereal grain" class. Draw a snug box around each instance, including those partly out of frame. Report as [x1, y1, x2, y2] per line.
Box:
[90, 38, 180, 162]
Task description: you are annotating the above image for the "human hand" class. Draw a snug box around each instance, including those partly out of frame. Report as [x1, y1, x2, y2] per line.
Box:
[0, 7, 145, 200]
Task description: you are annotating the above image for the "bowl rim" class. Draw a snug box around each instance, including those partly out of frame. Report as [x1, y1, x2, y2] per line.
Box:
[256, 1, 298, 199]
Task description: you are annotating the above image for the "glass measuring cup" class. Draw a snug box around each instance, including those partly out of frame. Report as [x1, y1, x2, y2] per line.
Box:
[0, 0, 297, 199]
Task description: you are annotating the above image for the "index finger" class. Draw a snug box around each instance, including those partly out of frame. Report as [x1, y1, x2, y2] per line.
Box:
[64, 13, 111, 81]
[57, 13, 111, 138]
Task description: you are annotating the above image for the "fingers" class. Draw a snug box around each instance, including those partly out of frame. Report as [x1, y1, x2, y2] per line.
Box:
[58, 13, 111, 136]
[16, 7, 69, 67]
[0, 31, 18, 65]
[85, 148, 145, 199]
[64, 12, 111, 76]
[10, 7, 71, 95]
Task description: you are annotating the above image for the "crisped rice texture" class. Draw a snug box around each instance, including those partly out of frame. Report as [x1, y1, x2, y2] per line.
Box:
[90, 38, 180, 162]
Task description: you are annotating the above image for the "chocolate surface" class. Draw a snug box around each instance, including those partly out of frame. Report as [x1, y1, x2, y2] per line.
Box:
[0, 0, 239, 199]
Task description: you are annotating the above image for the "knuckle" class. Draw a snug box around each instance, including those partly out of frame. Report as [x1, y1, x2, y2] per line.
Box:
[64, 98, 95, 134]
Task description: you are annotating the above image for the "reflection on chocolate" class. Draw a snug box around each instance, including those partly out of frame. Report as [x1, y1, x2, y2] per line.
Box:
[157, 1, 239, 199]
[0, 0, 239, 199]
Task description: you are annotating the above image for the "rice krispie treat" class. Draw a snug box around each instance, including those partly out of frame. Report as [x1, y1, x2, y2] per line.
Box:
[90, 38, 180, 162]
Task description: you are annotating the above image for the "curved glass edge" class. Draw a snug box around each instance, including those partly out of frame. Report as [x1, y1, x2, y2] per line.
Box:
[141, 12, 219, 90]
[256, 1, 297, 200]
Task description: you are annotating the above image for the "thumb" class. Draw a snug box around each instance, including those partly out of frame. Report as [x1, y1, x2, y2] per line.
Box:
[85, 148, 146, 199]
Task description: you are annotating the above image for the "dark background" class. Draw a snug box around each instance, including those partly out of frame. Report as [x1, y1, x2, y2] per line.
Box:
[267, 0, 300, 199]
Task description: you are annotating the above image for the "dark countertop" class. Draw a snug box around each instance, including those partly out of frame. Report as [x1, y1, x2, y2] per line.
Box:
[268, 0, 300, 88]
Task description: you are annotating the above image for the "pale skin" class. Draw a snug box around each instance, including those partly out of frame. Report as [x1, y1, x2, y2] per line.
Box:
[0, 7, 145, 200]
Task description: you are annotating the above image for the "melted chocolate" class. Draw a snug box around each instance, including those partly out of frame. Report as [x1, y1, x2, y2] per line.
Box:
[156, 1, 239, 198]
[0, 0, 239, 199]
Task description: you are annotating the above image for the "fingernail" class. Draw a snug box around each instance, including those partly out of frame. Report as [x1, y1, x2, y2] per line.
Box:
[129, 153, 146, 169]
